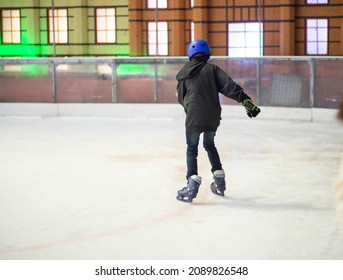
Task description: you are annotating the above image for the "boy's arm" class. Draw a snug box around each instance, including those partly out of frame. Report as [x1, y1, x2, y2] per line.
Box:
[215, 66, 249, 102]
[177, 81, 187, 112]
[242, 98, 261, 118]
[215, 66, 261, 118]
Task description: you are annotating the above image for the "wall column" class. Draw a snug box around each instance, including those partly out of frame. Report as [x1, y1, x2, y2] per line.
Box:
[169, 1, 186, 55]
[128, 0, 143, 56]
[193, 0, 208, 41]
[72, 0, 88, 55]
[340, 5, 343, 55]
[279, 0, 295, 55]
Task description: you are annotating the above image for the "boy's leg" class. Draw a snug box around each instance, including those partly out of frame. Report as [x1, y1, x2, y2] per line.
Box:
[186, 131, 201, 179]
[203, 131, 226, 196]
[176, 174, 202, 203]
[176, 131, 202, 203]
[211, 170, 226, 196]
[203, 131, 222, 173]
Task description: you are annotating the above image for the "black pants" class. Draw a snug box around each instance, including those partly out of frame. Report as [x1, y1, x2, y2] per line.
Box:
[186, 131, 222, 179]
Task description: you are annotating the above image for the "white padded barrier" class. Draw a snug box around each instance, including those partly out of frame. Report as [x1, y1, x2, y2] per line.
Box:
[0, 103, 339, 123]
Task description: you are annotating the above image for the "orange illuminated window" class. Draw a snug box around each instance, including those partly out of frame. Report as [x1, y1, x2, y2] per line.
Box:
[96, 8, 116, 43]
[2, 9, 20, 44]
[48, 9, 68, 44]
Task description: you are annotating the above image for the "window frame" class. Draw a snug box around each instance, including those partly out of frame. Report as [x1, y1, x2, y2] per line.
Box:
[190, 21, 194, 42]
[306, 0, 328, 4]
[147, 0, 168, 9]
[95, 7, 117, 44]
[48, 8, 69, 44]
[1, 9, 21, 44]
[148, 21, 168, 56]
[228, 22, 264, 57]
[306, 18, 328, 55]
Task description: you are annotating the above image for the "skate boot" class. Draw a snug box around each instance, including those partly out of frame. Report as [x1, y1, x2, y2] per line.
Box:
[210, 169, 226, 196]
[176, 175, 202, 203]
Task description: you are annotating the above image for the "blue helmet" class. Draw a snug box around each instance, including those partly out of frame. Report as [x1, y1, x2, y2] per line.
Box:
[187, 39, 211, 58]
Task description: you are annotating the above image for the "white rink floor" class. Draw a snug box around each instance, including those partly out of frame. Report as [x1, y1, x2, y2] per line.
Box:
[1, 112, 343, 260]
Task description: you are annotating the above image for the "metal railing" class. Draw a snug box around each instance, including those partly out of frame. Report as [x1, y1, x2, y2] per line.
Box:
[0, 57, 342, 109]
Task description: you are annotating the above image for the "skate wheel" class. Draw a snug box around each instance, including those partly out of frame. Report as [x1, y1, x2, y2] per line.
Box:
[211, 189, 225, 197]
[210, 183, 225, 197]
[176, 194, 193, 203]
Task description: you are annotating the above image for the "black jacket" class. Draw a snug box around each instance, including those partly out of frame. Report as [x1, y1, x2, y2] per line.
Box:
[176, 58, 250, 133]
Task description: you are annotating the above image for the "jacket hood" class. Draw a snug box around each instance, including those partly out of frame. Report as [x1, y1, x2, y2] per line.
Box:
[176, 60, 207, 81]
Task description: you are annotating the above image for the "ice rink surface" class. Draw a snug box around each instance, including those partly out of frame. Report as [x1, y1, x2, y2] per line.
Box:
[1, 110, 343, 260]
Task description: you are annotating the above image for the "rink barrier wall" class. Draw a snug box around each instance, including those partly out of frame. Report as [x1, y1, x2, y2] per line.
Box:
[0, 103, 339, 123]
[0, 56, 342, 109]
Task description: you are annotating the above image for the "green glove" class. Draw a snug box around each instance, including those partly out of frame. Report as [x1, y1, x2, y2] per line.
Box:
[242, 99, 261, 118]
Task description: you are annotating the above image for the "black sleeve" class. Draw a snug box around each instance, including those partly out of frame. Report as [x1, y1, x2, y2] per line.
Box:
[177, 81, 187, 110]
[215, 66, 250, 103]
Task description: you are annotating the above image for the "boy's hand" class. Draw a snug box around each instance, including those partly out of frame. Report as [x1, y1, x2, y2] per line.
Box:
[242, 99, 261, 118]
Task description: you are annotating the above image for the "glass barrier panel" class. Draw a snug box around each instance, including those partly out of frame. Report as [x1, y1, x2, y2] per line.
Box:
[259, 60, 310, 108]
[0, 64, 52, 102]
[214, 59, 258, 105]
[315, 60, 343, 109]
[156, 62, 183, 103]
[116, 63, 154, 103]
[55, 64, 112, 103]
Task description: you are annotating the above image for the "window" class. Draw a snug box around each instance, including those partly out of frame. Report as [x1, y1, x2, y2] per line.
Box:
[228, 22, 263, 57]
[307, 0, 328, 4]
[147, 0, 167, 9]
[96, 8, 116, 43]
[1, 9, 21, 44]
[48, 9, 68, 44]
[148, 22, 168, 55]
[191, 22, 194, 41]
[306, 19, 328, 55]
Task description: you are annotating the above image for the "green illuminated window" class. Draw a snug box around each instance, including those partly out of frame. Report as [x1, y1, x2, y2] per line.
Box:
[96, 8, 116, 43]
[1, 9, 21, 44]
[48, 8, 68, 44]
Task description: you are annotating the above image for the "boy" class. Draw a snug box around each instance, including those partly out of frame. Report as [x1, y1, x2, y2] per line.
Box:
[176, 39, 261, 203]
